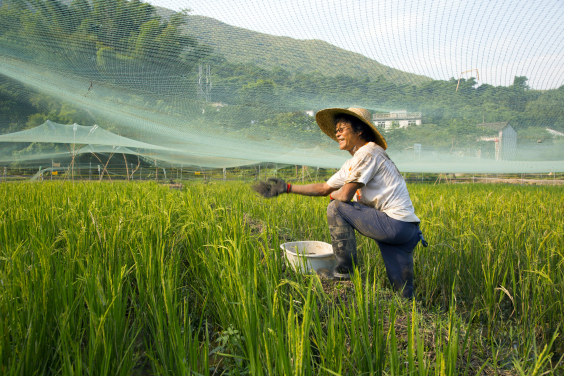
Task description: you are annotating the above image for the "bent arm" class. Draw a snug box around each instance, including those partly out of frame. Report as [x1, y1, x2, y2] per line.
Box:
[330, 182, 364, 202]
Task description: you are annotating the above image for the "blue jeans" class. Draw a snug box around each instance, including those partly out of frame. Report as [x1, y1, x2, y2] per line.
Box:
[327, 200, 421, 298]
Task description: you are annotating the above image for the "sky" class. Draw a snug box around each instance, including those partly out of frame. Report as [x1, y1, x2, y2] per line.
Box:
[146, 0, 564, 89]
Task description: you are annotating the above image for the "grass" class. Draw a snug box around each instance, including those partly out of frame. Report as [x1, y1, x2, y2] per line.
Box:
[0, 181, 562, 375]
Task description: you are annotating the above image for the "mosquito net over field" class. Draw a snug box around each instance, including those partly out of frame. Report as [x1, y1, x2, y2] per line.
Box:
[0, 0, 563, 172]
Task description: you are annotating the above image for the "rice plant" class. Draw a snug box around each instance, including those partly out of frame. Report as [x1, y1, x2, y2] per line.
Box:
[0, 181, 562, 374]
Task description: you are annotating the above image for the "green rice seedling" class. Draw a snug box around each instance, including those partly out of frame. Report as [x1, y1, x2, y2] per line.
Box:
[1, 181, 562, 375]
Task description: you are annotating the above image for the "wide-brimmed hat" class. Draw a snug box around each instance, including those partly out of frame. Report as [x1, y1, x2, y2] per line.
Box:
[316, 107, 387, 150]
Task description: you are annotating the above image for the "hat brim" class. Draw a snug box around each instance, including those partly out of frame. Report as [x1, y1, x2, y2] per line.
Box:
[316, 108, 387, 150]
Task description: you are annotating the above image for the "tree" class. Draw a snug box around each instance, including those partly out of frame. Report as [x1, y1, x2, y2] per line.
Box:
[239, 79, 277, 106]
[511, 76, 529, 91]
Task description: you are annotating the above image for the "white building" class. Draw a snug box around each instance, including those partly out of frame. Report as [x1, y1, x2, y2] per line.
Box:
[372, 110, 422, 130]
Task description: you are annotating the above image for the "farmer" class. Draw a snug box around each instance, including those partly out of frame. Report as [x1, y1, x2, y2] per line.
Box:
[253, 107, 424, 299]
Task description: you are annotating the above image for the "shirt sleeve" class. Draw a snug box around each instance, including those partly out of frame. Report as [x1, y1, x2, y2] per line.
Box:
[344, 150, 378, 185]
[326, 161, 349, 188]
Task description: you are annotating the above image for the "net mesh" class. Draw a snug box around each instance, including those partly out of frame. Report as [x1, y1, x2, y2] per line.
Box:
[1, 0, 563, 173]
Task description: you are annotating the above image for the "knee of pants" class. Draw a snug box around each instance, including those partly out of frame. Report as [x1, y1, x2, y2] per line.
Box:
[327, 200, 348, 226]
[327, 200, 338, 218]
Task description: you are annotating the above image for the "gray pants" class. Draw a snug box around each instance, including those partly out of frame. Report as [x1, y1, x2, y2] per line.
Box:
[327, 200, 421, 298]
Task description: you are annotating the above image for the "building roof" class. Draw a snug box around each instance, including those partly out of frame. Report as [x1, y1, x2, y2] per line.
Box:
[476, 122, 510, 131]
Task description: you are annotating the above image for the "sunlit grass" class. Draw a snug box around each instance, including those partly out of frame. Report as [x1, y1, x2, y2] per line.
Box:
[0, 181, 562, 374]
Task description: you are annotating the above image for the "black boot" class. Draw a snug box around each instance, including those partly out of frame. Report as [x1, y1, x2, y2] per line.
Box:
[329, 224, 357, 280]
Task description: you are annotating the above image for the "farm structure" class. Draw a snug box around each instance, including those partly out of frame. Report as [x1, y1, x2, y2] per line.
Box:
[477, 122, 517, 161]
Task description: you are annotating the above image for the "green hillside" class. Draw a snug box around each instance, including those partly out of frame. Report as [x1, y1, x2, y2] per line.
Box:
[155, 10, 431, 85]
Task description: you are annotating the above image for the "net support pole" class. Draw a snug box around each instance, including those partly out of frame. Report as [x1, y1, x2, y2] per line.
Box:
[89, 162, 92, 181]
[180, 165, 182, 182]
[223, 168, 226, 182]
[3, 167, 6, 183]
[140, 167, 142, 181]
[51, 160, 53, 181]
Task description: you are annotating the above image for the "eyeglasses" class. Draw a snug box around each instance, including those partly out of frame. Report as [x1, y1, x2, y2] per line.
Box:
[335, 126, 351, 135]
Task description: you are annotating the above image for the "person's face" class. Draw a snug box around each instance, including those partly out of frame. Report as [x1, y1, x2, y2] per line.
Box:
[335, 121, 361, 152]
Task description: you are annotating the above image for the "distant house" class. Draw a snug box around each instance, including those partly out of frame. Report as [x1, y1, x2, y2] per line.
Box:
[476, 122, 517, 160]
[304, 110, 315, 117]
[372, 110, 422, 130]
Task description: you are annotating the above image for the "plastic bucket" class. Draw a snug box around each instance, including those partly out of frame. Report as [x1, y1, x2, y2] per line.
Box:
[280, 241, 336, 273]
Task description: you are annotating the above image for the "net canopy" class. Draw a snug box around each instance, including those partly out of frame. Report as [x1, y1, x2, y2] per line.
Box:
[1, 0, 563, 173]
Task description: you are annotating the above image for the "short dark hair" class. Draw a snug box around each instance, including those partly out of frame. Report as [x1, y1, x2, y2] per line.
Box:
[334, 114, 376, 143]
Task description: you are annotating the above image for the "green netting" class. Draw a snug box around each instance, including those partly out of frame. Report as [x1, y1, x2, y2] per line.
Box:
[1, 0, 563, 173]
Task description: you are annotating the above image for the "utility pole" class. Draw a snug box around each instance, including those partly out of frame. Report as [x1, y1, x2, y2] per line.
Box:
[197, 64, 212, 102]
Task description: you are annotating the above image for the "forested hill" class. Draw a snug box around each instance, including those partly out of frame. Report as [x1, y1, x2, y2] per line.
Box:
[155, 9, 430, 86]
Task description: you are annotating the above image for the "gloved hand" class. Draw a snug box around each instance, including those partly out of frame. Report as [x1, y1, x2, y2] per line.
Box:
[252, 177, 289, 198]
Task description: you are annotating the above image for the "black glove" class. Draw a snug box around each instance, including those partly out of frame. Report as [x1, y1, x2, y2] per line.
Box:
[252, 177, 289, 198]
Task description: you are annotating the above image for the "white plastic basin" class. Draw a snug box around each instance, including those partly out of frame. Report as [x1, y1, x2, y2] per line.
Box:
[280, 241, 336, 273]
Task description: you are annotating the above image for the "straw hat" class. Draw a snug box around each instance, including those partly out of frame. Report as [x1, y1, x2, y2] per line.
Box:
[316, 107, 387, 150]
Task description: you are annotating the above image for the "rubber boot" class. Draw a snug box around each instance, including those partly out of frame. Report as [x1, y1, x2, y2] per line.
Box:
[378, 241, 415, 299]
[329, 224, 357, 280]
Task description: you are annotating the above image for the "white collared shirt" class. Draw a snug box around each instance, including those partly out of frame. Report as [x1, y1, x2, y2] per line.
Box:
[327, 142, 420, 223]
